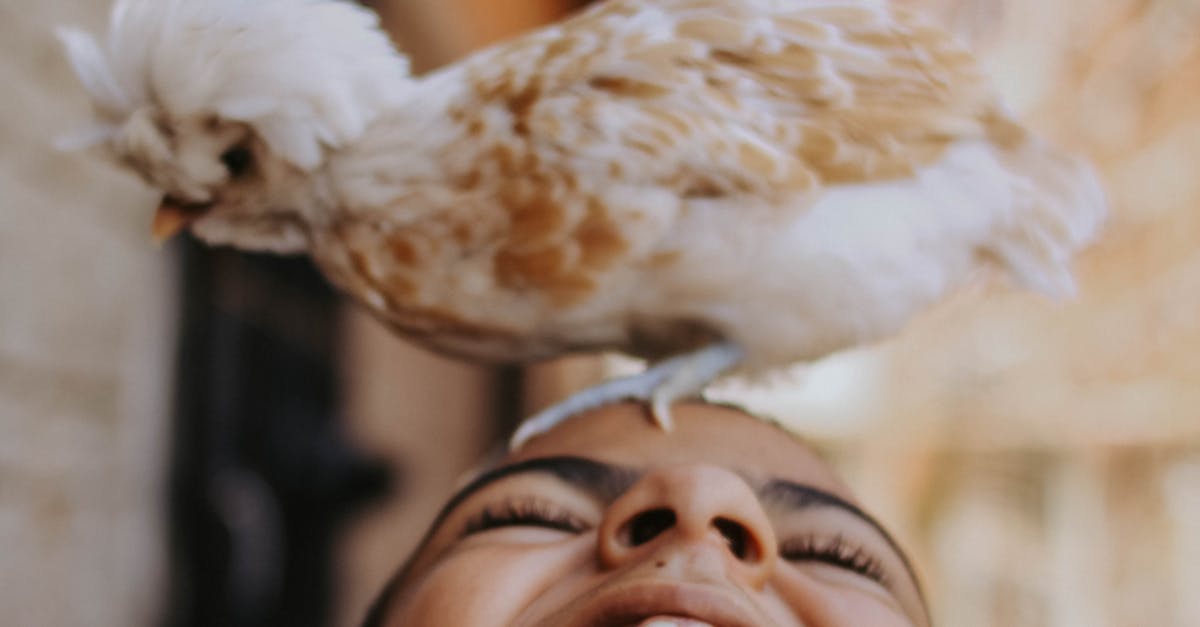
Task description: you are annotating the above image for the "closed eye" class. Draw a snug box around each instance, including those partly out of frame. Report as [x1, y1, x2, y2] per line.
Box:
[462, 498, 590, 536]
[779, 534, 888, 585]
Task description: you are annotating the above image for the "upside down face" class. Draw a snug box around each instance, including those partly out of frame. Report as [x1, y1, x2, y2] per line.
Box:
[372, 403, 930, 627]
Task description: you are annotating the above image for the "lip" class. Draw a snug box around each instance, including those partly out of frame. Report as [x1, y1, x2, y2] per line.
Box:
[565, 580, 764, 627]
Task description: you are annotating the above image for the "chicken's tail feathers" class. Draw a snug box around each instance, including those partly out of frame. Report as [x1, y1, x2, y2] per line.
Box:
[57, 0, 413, 169]
[986, 135, 1108, 299]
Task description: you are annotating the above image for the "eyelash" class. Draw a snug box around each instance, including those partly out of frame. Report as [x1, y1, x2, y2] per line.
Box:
[778, 534, 888, 585]
[460, 501, 887, 584]
[462, 498, 589, 536]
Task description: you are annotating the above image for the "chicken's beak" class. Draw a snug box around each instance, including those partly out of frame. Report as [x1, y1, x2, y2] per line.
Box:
[152, 197, 213, 245]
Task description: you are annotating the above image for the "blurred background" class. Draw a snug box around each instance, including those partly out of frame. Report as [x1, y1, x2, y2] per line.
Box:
[1, 0, 1197, 625]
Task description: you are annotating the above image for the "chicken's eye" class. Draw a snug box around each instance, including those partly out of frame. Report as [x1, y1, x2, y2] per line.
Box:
[220, 145, 254, 179]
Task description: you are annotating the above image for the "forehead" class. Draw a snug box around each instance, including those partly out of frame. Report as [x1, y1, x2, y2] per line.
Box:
[509, 402, 852, 500]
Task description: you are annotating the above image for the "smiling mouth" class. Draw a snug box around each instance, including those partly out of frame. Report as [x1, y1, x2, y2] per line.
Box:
[152, 195, 214, 243]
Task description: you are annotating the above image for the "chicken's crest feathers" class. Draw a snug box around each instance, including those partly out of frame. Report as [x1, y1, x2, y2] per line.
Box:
[58, 0, 412, 170]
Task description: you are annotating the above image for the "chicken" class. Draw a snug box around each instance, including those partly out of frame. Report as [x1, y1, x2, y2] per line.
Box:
[58, 0, 1106, 448]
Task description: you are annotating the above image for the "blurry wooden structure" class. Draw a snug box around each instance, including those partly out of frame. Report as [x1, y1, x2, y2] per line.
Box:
[340, 0, 1200, 626]
[0, 1, 175, 625]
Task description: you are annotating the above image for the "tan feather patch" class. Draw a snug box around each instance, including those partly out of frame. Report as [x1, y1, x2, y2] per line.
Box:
[500, 183, 567, 251]
[494, 247, 597, 307]
[574, 199, 628, 271]
[388, 236, 419, 267]
[587, 76, 673, 99]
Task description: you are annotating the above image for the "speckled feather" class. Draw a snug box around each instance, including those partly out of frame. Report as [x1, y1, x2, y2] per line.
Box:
[61, 0, 1105, 371]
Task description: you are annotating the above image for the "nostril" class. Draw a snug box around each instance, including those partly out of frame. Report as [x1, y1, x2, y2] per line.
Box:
[713, 517, 756, 561]
[623, 509, 676, 547]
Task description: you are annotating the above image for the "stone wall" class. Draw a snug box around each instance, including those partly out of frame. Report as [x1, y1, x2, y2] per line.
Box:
[0, 0, 175, 624]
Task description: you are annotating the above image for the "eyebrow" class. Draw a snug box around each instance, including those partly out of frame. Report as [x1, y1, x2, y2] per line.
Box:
[759, 480, 902, 550]
[758, 480, 924, 591]
[428, 456, 639, 534]
[360, 456, 628, 627]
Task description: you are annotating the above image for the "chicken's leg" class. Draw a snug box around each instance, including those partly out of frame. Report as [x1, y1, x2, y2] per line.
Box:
[510, 342, 745, 449]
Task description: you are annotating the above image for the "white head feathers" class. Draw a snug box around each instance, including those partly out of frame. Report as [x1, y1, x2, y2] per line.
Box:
[57, 0, 412, 170]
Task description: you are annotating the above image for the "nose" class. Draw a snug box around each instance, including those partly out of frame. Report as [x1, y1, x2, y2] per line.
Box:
[598, 465, 778, 588]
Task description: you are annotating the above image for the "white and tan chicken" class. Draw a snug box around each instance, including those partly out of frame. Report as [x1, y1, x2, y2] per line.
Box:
[59, 0, 1105, 447]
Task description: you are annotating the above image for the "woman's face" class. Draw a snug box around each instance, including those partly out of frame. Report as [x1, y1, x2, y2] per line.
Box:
[376, 402, 929, 626]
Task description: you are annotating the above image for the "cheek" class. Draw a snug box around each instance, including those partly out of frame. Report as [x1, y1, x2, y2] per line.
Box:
[386, 543, 589, 627]
[771, 569, 916, 627]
